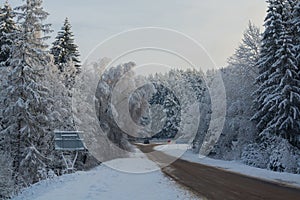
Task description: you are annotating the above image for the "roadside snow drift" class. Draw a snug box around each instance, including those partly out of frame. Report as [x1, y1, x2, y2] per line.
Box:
[13, 148, 199, 200]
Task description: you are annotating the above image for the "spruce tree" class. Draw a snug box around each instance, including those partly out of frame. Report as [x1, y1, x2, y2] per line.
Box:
[269, 4, 299, 145]
[0, 0, 54, 187]
[252, 0, 300, 147]
[0, 1, 17, 66]
[252, 0, 285, 135]
[51, 18, 81, 73]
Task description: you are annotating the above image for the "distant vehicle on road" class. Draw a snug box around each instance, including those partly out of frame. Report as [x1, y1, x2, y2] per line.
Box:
[143, 139, 150, 144]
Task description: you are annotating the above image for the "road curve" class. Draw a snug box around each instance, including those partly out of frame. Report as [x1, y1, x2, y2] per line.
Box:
[136, 144, 300, 200]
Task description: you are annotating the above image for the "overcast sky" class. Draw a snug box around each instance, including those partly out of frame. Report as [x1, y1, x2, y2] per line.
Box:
[5, 0, 267, 68]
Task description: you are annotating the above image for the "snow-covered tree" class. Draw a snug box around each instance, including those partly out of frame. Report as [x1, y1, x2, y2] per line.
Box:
[73, 58, 129, 162]
[253, 0, 285, 133]
[50, 18, 81, 90]
[60, 60, 78, 90]
[252, 0, 300, 147]
[210, 67, 257, 160]
[51, 18, 81, 73]
[144, 69, 209, 146]
[254, 0, 285, 87]
[128, 82, 155, 134]
[227, 21, 261, 80]
[242, 135, 300, 173]
[210, 23, 261, 160]
[95, 62, 135, 151]
[291, 0, 300, 64]
[44, 62, 74, 131]
[267, 3, 300, 146]
[0, 0, 55, 187]
[0, 67, 9, 131]
[148, 81, 181, 139]
[0, 1, 17, 66]
[0, 153, 14, 198]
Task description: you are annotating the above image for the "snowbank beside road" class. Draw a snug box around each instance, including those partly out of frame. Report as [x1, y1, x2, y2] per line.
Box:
[13, 148, 199, 200]
[155, 144, 300, 188]
[103, 146, 160, 173]
[154, 144, 189, 157]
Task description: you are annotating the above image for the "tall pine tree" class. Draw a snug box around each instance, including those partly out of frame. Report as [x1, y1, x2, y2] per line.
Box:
[51, 18, 81, 73]
[0, 0, 55, 188]
[0, 1, 17, 66]
[252, 0, 285, 136]
[252, 0, 300, 147]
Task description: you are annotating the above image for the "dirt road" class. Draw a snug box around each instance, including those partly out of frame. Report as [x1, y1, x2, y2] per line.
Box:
[136, 144, 300, 200]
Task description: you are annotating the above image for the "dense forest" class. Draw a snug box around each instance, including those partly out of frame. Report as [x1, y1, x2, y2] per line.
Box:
[0, 0, 299, 198]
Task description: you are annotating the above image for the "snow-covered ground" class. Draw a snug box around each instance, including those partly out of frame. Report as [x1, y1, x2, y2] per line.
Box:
[155, 144, 300, 188]
[13, 148, 199, 200]
[104, 147, 160, 173]
[154, 143, 189, 158]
